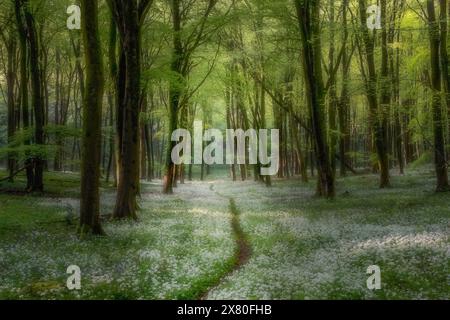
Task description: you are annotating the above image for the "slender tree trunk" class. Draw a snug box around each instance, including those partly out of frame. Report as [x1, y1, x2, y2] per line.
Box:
[144, 120, 153, 181]
[294, 0, 334, 197]
[147, 102, 155, 181]
[328, 0, 337, 176]
[163, 0, 183, 194]
[23, 0, 45, 191]
[70, 35, 85, 171]
[15, 0, 34, 190]
[107, 16, 118, 186]
[358, 0, 390, 188]
[106, 93, 114, 183]
[6, 33, 17, 181]
[339, 0, 351, 177]
[379, 0, 391, 185]
[390, 17, 405, 174]
[140, 94, 148, 180]
[54, 49, 62, 171]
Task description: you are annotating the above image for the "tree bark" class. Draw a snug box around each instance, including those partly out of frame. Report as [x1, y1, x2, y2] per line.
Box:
[327, 0, 337, 176]
[358, 0, 390, 188]
[108, 0, 153, 217]
[438, 0, 450, 148]
[163, 0, 183, 194]
[24, 3, 44, 191]
[427, 0, 449, 191]
[15, 0, 34, 190]
[5, 31, 17, 181]
[79, 0, 105, 236]
[339, 0, 351, 177]
[294, 0, 334, 198]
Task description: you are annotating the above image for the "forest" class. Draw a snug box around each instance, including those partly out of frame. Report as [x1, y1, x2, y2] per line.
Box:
[0, 0, 449, 300]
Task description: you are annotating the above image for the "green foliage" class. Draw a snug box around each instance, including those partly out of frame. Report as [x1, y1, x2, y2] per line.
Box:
[409, 152, 433, 170]
[0, 126, 81, 162]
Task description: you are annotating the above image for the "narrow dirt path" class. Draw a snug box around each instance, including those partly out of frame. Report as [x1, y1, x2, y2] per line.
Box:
[229, 198, 251, 268]
[199, 185, 252, 300]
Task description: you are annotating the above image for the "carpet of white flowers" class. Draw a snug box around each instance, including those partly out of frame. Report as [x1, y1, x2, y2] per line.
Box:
[206, 171, 450, 300]
[0, 181, 235, 299]
[0, 169, 449, 299]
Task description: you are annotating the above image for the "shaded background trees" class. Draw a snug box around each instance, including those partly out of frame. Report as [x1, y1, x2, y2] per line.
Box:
[0, 0, 449, 218]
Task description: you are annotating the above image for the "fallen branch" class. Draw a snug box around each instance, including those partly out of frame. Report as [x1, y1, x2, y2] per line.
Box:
[0, 166, 27, 183]
[335, 153, 358, 175]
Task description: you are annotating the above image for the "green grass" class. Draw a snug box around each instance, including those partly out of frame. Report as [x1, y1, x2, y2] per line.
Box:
[204, 170, 449, 300]
[0, 169, 448, 300]
[0, 172, 235, 299]
[0, 170, 111, 198]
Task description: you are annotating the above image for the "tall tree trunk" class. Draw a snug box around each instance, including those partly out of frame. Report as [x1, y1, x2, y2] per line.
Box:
[144, 119, 153, 181]
[109, 0, 153, 218]
[140, 94, 148, 179]
[79, 0, 105, 235]
[327, 0, 337, 176]
[358, 0, 390, 188]
[389, 5, 405, 174]
[106, 93, 115, 183]
[339, 0, 351, 177]
[54, 49, 62, 171]
[114, 5, 141, 219]
[261, 79, 271, 186]
[294, 0, 334, 198]
[22, 0, 45, 191]
[379, 0, 391, 185]
[163, 0, 182, 194]
[15, 0, 34, 190]
[226, 102, 237, 181]
[147, 95, 155, 181]
[438, 0, 450, 147]
[107, 16, 118, 186]
[427, 0, 449, 191]
[6, 32, 17, 181]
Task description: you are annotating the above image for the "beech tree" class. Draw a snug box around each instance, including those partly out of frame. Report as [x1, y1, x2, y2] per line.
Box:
[108, 0, 153, 219]
[294, 0, 335, 198]
[14, 0, 45, 192]
[0, 7, 17, 181]
[79, 0, 105, 235]
[357, 0, 391, 188]
[426, 0, 449, 191]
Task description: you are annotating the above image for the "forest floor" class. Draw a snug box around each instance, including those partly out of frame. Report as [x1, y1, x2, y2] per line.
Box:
[0, 167, 449, 300]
